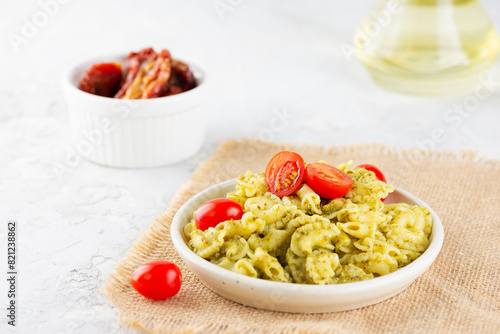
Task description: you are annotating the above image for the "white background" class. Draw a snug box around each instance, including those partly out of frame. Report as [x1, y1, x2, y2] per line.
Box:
[1, 0, 499, 333]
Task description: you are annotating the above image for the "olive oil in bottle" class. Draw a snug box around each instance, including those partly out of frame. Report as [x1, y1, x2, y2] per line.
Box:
[354, 0, 500, 95]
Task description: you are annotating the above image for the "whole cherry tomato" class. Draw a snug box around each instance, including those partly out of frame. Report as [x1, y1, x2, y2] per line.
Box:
[305, 163, 353, 199]
[356, 164, 387, 183]
[194, 198, 244, 231]
[265, 151, 306, 197]
[131, 260, 182, 300]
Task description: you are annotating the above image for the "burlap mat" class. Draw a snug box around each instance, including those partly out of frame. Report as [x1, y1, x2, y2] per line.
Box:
[101, 139, 500, 334]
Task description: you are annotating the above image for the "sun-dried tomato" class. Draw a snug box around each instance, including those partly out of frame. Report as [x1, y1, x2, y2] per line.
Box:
[114, 48, 157, 99]
[158, 60, 197, 97]
[78, 63, 122, 97]
[139, 49, 172, 99]
[174, 60, 197, 92]
[78, 48, 197, 99]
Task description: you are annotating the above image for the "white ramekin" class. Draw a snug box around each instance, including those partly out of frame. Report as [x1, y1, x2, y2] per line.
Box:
[62, 53, 209, 168]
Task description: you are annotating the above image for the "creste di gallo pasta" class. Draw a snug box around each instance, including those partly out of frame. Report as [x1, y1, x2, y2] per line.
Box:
[184, 160, 433, 285]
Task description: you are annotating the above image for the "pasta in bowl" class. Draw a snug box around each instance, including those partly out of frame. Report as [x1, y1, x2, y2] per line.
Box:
[171, 157, 443, 313]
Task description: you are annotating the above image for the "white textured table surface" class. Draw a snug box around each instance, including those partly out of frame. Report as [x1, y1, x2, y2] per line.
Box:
[1, 0, 500, 333]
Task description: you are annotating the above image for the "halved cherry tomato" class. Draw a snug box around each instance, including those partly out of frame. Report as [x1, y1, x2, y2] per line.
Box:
[131, 260, 182, 300]
[356, 164, 387, 183]
[265, 151, 305, 197]
[356, 164, 387, 201]
[194, 198, 244, 231]
[305, 163, 353, 199]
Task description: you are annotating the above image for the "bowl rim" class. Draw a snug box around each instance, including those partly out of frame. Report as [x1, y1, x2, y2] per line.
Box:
[62, 51, 209, 112]
[171, 179, 444, 296]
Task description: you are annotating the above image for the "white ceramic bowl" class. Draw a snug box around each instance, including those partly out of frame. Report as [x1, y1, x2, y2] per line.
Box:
[171, 179, 444, 313]
[62, 53, 209, 168]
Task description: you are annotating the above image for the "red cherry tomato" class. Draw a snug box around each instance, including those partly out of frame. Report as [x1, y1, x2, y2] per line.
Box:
[265, 151, 306, 197]
[131, 260, 182, 300]
[356, 164, 387, 201]
[305, 163, 353, 199]
[356, 164, 387, 183]
[194, 198, 244, 231]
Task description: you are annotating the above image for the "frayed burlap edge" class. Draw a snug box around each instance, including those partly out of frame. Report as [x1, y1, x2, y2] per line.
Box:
[100, 139, 500, 334]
